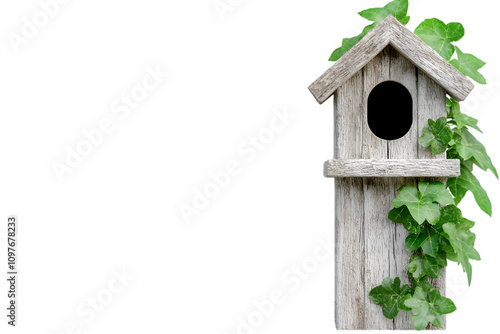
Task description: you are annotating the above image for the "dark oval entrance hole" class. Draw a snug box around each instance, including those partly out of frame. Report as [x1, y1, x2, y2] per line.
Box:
[367, 81, 413, 140]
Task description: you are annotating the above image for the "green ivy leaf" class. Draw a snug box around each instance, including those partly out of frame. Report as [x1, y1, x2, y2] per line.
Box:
[405, 233, 427, 252]
[434, 205, 470, 265]
[447, 98, 482, 132]
[430, 289, 457, 314]
[419, 118, 453, 155]
[389, 206, 421, 234]
[329, 33, 367, 62]
[450, 46, 487, 84]
[329, 0, 409, 61]
[404, 287, 456, 330]
[414, 19, 464, 61]
[393, 185, 438, 225]
[420, 227, 441, 258]
[418, 181, 455, 205]
[442, 221, 481, 285]
[359, 0, 410, 25]
[405, 226, 440, 258]
[446, 98, 453, 118]
[417, 281, 434, 292]
[440, 239, 458, 262]
[408, 253, 440, 280]
[392, 182, 454, 225]
[434, 205, 462, 230]
[369, 277, 412, 319]
[435, 249, 448, 267]
[448, 165, 492, 216]
[454, 128, 498, 178]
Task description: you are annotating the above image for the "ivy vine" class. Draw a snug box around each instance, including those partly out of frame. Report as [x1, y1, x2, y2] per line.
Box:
[328, 0, 496, 330]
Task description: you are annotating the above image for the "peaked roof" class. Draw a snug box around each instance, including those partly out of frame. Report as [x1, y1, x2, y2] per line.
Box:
[309, 15, 474, 104]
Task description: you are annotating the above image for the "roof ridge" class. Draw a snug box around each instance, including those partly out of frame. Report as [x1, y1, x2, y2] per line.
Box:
[309, 15, 473, 104]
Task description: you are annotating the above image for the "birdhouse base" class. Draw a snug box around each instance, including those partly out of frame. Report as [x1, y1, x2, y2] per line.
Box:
[334, 176, 446, 330]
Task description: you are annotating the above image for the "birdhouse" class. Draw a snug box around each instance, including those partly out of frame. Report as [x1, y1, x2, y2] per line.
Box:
[308, 16, 473, 330]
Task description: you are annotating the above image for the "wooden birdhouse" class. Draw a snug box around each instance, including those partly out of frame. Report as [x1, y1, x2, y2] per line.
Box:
[308, 16, 473, 330]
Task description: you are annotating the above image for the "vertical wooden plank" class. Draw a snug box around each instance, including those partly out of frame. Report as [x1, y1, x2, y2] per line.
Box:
[363, 177, 395, 330]
[335, 178, 365, 329]
[388, 46, 419, 159]
[388, 47, 419, 330]
[418, 177, 448, 331]
[418, 71, 448, 330]
[390, 177, 417, 330]
[333, 90, 338, 159]
[334, 70, 365, 329]
[334, 71, 364, 159]
[418, 70, 447, 160]
[362, 47, 395, 329]
[362, 46, 390, 159]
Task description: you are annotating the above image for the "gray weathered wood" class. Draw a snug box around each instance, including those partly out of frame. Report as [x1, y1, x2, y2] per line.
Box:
[386, 48, 420, 328]
[360, 49, 396, 330]
[335, 178, 365, 329]
[334, 71, 364, 159]
[362, 46, 390, 159]
[416, 73, 448, 327]
[388, 45, 419, 159]
[390, 177, 415, 330]
[324, 159, 460, 178]
[309, 15, 473, 104]
[363, 177, 395, 329]
[389, 17, 473, 103]
[414, 176, 448, 331]
[418, 70, 447, 160]
[331, 45, 452, 330]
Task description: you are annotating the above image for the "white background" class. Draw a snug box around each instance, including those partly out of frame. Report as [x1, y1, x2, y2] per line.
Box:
[0, 0, 499, 333]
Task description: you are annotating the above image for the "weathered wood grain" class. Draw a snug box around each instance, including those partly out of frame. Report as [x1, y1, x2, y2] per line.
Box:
[386, 47, 419, 328]
[386, 49, 419, 328]
[388, 45, 419, 159]
[390, 177, 416, 330]
[359, 48, 396, 330]
[363, 177, 395, 330]
[335, 178, 366, 329]
[324, 159, 460, 178]
[334, 71, 364, 159]
[310, 16, 393, 105]
[309, 15, 473, 104]
[362, 46, 391, 159]
[389, 17, 474, 103]
[330, 44, 453, 330]
[417, 70, 447, 160]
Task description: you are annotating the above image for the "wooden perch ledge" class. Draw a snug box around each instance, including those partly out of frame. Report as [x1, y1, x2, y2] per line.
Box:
[324, 159, 461, 178]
